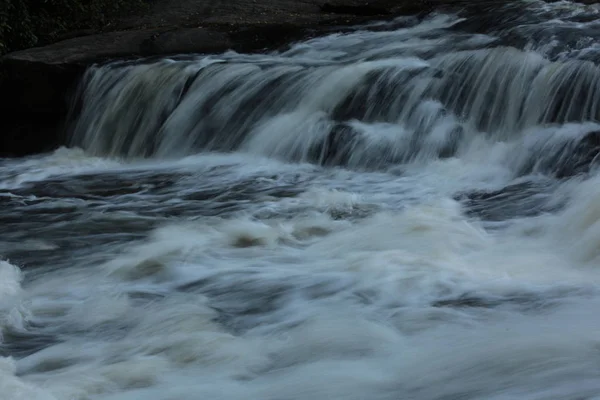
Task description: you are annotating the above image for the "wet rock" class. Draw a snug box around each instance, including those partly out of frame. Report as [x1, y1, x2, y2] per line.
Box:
[431, 291, 566, 311]
[455, 180, 559, 221]
[438, 125, 464, 159]
[553, 131, 600, 179]
[0, 60, 85, 157]
[310, 122, 360, 166]
[320, 1, 394, 16]
[0, 326, 59, 359]
[517, 131, 600, 179]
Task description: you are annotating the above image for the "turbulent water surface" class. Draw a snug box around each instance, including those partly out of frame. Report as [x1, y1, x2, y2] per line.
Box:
[4, 1, 600, 399]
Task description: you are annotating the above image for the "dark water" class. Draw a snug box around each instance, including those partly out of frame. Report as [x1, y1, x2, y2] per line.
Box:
[3, 2, 600, 399]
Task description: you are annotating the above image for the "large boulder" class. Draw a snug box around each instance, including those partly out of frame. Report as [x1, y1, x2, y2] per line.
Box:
[1, 59, 85, 157]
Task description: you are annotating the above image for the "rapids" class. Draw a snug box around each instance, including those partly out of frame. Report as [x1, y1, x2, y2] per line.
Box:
[3, 1, 600, 399]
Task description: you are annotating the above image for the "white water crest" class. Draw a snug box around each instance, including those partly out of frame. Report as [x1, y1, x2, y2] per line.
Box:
[5, 1, 600, 400]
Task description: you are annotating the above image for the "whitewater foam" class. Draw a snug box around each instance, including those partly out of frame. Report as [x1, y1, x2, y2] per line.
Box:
[6, 2, 600, 399]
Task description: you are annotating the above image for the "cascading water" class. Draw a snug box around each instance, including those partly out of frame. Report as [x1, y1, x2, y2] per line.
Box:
[71, 12, 600, 177]
[4, 1, 600, 400]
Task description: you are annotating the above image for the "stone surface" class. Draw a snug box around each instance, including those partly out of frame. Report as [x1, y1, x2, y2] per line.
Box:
[4, 0, 444, 65]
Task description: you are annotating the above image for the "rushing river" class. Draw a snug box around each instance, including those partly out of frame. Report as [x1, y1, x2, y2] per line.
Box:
[4, 1, 600, 399]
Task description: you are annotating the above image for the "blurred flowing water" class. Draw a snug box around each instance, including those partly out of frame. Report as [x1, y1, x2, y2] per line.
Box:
[3, 1, 600, 399]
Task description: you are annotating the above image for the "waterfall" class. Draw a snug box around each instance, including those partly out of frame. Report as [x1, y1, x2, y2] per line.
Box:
[69, 13, 600, 177]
